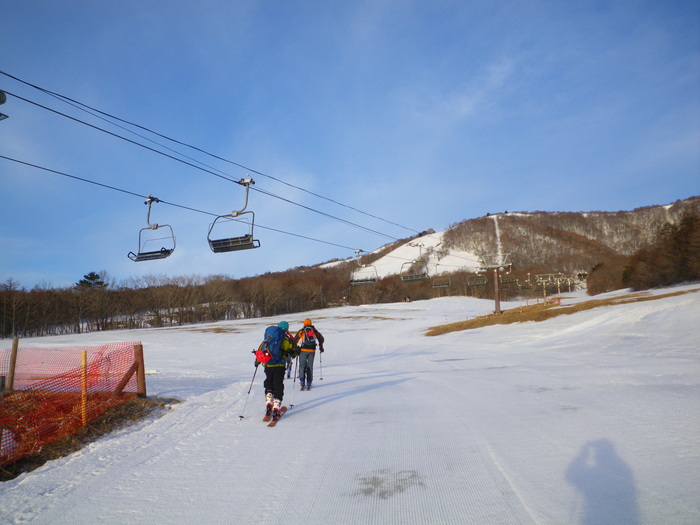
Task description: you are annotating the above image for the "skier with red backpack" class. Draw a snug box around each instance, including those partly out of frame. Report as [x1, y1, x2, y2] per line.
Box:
[294, 318, 325, 390]
[255, 321, 296, 420]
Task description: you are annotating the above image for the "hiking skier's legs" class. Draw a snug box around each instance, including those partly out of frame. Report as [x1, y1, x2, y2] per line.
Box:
[264, 366, 285, 402]
[300, 352, 315, 385]
[298, 352, 310, 387]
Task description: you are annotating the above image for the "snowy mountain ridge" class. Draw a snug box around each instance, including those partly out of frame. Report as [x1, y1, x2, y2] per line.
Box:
[338, 196, 700, 278]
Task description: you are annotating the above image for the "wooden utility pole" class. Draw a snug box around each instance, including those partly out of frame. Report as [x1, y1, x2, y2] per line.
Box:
[493, 268, 501, 314]
[135, 343, 147, 398]
[5, 338, 19, 392]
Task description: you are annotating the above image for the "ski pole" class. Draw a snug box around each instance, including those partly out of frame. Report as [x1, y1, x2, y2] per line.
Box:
[319, 349, 323, 381]
[290, 356, 298, 408]
[239, 362, 259, 419]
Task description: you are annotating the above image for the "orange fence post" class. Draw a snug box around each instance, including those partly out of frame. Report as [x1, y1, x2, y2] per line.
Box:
[81, 350, 88, 426]
[134, 343, 147, 398]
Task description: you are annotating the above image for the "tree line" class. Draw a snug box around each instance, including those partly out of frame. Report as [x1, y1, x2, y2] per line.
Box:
[3, 209, 698, 339]
[1, 261, 543, 339]
[587, 211, 700, 294]
[1, 267, 349, 339]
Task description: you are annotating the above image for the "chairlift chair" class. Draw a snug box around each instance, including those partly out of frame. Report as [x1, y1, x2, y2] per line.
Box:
[208, 177, 261, 253]
[128, 196, 176, 262]
[431, 276, 451, 288]
[430, 265, 450, 288]
[350, 265, 379, 285]
[499, 273, 516, 284]
[0, 89, 8, 121]
[400, 261, 429, 282]
[350, 249, 378, 285]
[467, 275, 487, 286]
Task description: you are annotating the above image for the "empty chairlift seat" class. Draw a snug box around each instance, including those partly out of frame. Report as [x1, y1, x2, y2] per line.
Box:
[128, 196, 176, 262]
[400, 261, 429, 282]
[350, 265, 379, 285]
[208, 219, 260, 253]
[207, 177, 260, 253]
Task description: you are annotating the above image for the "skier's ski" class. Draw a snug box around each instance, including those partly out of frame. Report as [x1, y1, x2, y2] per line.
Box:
[263, 407, 272, 422]
[267, 406, 287, 427]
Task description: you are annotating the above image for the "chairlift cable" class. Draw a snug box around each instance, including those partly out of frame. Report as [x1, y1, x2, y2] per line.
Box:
[3, 151, 479, 266]
[251, 186, 397, 241]
[2, 90, 244, 187]
[0, 70, 421, 235]
[2, 73, 473, 257]
[3, 89, 406, 242]
[0, 73, 249, 186]
[0, 154, 358, 252]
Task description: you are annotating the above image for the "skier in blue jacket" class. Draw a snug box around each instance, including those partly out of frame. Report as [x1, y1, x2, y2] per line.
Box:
[255, 321, 295, 420]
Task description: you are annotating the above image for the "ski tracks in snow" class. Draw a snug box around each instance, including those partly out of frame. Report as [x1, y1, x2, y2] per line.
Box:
[1, 382, 252, 524]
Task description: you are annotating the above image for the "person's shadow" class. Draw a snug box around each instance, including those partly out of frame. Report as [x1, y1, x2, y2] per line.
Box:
[566, 439, 640, 525]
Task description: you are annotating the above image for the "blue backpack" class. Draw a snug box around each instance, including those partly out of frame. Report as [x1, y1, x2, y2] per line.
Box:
[258, 326, 286, 365]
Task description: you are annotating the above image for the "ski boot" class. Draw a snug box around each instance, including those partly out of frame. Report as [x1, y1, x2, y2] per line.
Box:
[272, 398, 282, 420]
[300, 382, 306, 391]
[265, 392, 274, 415]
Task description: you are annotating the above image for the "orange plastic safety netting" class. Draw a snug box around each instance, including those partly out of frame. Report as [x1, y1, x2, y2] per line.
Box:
[0, 342, 144, 466]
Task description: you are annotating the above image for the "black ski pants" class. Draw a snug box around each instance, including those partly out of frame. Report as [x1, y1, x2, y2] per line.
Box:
[263, 366, 285, 401]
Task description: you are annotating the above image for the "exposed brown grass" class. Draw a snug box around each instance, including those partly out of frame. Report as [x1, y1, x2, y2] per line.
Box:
[425, 288, 699, 336]
[0, 396, 179, 482]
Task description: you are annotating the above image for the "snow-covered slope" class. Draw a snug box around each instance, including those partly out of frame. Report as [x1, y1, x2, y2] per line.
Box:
[370, 230, 482, 279]
[334, 229, 483, 280]
[1, 284, 699, 524]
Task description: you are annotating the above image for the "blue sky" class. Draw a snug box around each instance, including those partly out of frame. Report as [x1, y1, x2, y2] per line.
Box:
[1, 0, 699, 290]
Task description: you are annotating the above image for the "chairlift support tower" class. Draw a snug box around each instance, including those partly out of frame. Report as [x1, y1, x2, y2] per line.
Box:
[479, 253, 512, 314]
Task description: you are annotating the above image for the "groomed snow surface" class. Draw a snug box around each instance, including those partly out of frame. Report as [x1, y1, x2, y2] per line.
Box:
[1, 284, 699, 524]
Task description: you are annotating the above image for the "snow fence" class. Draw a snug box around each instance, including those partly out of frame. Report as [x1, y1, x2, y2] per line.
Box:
[0, 341, 146, 466]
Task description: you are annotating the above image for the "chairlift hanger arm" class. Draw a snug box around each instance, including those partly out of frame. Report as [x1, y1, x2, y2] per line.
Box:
[144, 194, 161, 228]
[225, 177, 255, 218]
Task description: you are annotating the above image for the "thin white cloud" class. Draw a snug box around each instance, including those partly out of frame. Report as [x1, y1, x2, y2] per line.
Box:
[399, 57, 516, 130]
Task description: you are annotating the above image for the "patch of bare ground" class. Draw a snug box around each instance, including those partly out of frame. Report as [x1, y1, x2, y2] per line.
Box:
[425, 288, 699, 337]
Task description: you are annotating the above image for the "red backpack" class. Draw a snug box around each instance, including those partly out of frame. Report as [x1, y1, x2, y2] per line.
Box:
[300, 326, 317, 349]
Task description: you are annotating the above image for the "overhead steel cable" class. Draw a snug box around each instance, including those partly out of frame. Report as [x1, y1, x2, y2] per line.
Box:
[0, 69, 421, 236]
[251, 186, 397, 241]
[2, 89, 404, 242]
[3, 90, 243, 186]
[0, 154, 358, 252]
[2, 72, 473, 260]
[1, 156, 475, 267]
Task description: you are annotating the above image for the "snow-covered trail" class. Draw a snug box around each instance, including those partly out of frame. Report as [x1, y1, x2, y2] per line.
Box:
[1, 288, 699, 524]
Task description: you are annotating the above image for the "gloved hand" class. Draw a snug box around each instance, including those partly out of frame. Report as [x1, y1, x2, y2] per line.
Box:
[320, 345, 325, 353]
[254, 360, 260, 368]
